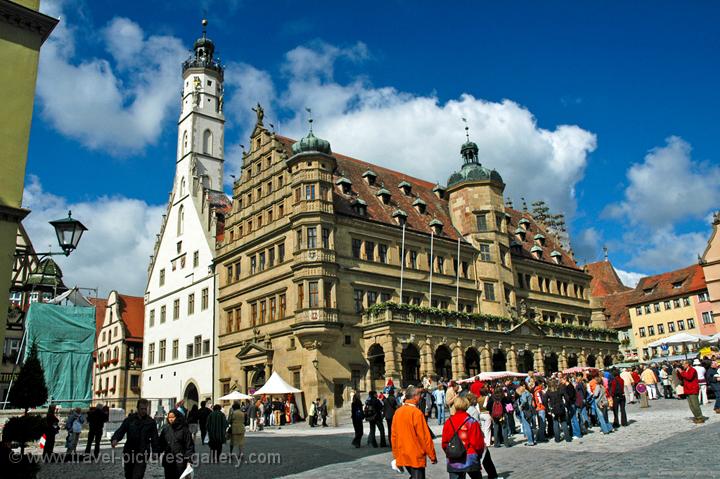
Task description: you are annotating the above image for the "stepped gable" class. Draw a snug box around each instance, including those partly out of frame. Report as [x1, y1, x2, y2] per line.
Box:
[504, 208, 581, 270]
[118, 294, 144, 342]
[88, 297, 108, 341]
[585, 260, 632, 297]
[627, 263, 706, 306]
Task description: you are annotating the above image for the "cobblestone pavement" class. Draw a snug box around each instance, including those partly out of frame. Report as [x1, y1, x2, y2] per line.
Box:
[37, 399, 719, 478]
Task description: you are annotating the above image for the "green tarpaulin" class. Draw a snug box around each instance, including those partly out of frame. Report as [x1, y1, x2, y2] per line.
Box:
[25, 302, 96, 408]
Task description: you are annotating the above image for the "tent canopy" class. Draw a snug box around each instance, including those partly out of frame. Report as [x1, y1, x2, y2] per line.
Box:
[646, 332, 712, 348]
[458, 371, 527, 383]
[253, 372, 302, 395]
[47, 287, 93, 307]
[219, 391, 253, 401]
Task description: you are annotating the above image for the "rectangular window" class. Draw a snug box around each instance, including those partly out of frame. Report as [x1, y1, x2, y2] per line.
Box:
[279, 203, 284, 217]
[479, 243, 492, 262]
[682, 297, 690, 307]
[159, 269, 165, 287]
[688, 318, 695, 329]
[378, 244, 388, 263]
[309, 281, 319, 308]
[159, 340, 166, 362]
[322, 228, 330, 249]
[295, 188, 301, 203]
[381, 292, 391, 303]
[149, 310, 155, 327]
[188, 293, 195, 315]
[226, 265, 233, 283]
[354, 289, 364, 313]
[270, 297, 276, 321]
[201, 288, 209, 310]
[365, 241, 375, 261]
[148, 343, 155, 365]
[203, 339, 210, 355]
[234, 261, 242, 280]
[260, 300, 267, 323]
[653, 303, 661, 313]
[186, 344, 193, 359]
[462, 261, 469, 278]
[297, 284, 304, 309]
[268, 247, 275, 266]
[657, 323, 664, 334]
[648, 325, 655, 336]
[483, 282, 496, 302]
[172, 299, 179, 320]
[259, 251, 266, 271]
[635, 306, 642, 316]
[279, 294, 286, 319]
[305, 184, 316, 200]
[639, 327, 646, 337]
[668, 321, 676, 333]
[193, 251, 199, 268]
[367, 291, 378, 305]
[476, 214, 488, 231]
[130, 374, 139, 390]
[251, 303, 257, 325]
[677, 319, 685, 331]
[278, 243, 285, 262]
[296, 230, 302, 250]
[160, 305, 166, 323]
[194, 336, 202, 357]
[307, 227, 317, 249]
[702, 311, 714, 324]
[293, 371, 301, 389]
[664, 300, 671, 310]
[172, 340, 179, 360]
[267, 181, 273, 194]
[496, 214, 503, 231]
[698, 292, 710, 302]
[644, 304, 651, 314]
[352, 239, 362, 258]
[436, 256, 445, 274]
[324, 281, 332, 307]
[251, 256, 257, 274]
[410, 250, 418, 269]
[673, 298, 680, 308]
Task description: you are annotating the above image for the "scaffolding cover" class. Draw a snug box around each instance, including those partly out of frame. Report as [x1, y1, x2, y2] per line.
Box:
[25, 302, 96, 407]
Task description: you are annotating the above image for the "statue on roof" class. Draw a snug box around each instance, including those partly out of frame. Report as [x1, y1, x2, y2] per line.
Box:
[251, 103, 264, 126]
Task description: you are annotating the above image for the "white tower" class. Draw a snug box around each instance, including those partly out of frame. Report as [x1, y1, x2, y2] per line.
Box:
[141, 19, 228, 412]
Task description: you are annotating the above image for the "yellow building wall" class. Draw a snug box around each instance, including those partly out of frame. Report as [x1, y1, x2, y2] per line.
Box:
[630, 296, 703, 358]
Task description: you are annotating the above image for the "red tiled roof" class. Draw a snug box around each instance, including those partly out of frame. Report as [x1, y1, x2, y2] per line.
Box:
[88, 297, 107, 340]
[118, 294, 144, 341]
[585, 261, 632, 297]
[627, 264, 706, 307]
[504, 208, 580, 270]
[275, 135, 577, 268]
[600, 289, 638, 330]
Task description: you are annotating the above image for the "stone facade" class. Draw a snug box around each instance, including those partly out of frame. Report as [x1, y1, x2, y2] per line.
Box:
[701, 212, 720, 325]
[215, 120, 619, 412]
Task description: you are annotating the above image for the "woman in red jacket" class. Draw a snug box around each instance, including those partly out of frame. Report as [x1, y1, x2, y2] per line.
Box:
[677, 360, 705, 424]
[441, 396, 485, 479]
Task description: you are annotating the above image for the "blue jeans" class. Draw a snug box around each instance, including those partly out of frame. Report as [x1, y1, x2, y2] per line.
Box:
[594, 403, 613, 433]
[579, 406, 590, 432]
[712, 385, 720, 410]
[534, 410, 546, 442]
[518, 412, 535, 445]
[568, 405, 581, 438]
[437, 406, 445, 425]
[552, 416, 571, 442]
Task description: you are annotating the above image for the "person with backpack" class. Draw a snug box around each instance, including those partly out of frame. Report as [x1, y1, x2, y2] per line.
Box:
[65, 407, 85, 454]
[609, 368, 628, 427]
[365, 390, 387, 447]
[546, 379, 571, 443]
[589, 373, 613, 434]
[532, 381, 547, 443]
[391, 385, 437, 479]
[441, 395, 484, 479]
[487, 389, 510, 447]
[351, 393, 364, 447]
[515, 385, 535, 446]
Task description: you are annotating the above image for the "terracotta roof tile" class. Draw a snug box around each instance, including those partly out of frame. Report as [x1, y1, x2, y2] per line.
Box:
[600, 290, 638, 330]
[504, 209, 580, 270]
[627, 264, 706, 306]
[585, 261, 632, 297]
[117, 294, 144, 341]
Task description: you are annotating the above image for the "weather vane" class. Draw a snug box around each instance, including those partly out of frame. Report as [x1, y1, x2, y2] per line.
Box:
[305, 107, 313, 132]
[461, 117, 470, 141]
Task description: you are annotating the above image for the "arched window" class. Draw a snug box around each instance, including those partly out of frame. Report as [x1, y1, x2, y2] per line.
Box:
[99, 352, 104, 365]
[182, 131, 188, 155]
[203, 129, 213, 155]
[179, 177, 186, 197]
[113, 346, 119, 360]
[177, 205, 184, 236]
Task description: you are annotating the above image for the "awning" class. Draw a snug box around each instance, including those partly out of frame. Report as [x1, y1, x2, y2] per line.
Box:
[253, 372, 302, 395]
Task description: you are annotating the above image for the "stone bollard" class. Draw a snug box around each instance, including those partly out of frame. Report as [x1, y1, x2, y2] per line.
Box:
[637, 383, 649, 408]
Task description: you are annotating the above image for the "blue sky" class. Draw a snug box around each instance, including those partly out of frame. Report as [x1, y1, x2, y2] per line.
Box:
[24, 0, 720, 295]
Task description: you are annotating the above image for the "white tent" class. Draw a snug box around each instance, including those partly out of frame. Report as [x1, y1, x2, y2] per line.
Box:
[646, 332, 713, 348]
[219, 391, 254, 401]
[253, 371, 302, 395]
[458, 371, 527, 383]
[707, 333, 720, 344]
[48, 287, 93, 307]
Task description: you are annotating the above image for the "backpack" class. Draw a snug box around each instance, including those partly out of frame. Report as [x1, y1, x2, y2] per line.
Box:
[490, 400, 504, 420]
[612, 379, 624, 400]
[445, 417, 469, 460]
[363, 401, 377, 421]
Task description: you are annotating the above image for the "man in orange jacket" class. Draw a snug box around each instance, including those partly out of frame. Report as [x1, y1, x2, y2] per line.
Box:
[391, 385, 437, 478]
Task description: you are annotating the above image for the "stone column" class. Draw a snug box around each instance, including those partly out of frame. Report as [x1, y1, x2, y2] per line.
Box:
[507, 344, 518, 372]
[420, 338, 433, 378]
[535, 347, 545, 375]
[452, 341, 465, 379]
[383, 336, 400, 379]
[559, 349, 568, 371]
[240, 367, 248, 393]
[579, 349, 587, 367]
[480, 345, 492, 372]
[318, 279, 325, 308]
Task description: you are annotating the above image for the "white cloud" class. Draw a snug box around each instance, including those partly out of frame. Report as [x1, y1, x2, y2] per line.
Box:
[36, 3, 187, 154]
[21, 176, 162, 297]
[604, 136, 720, 228]
[615, 268, 645, 288]
[626, 228, 708, 272]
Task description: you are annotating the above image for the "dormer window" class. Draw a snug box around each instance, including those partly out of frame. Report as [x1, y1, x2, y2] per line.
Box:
[530, 245, 543, 259]
[392, 209, 408, 226]
[550, 250, 562, 264]
[514, 227, 526, 241]
[413, 198, 427, 214]
[336, 177, 352, 194]
[510, 240, 522, 253]
[534, 233, 546, 246]
[433, 184, 445, 199]
[376, 188, 391, 205]
[398, 181, 412, 196]
[672, 280, 684, 289]
[362, 170, 377, 186]
[519, 218, 531, 231]
[352, 198, 367, 216]
[429, 219, 443, 235]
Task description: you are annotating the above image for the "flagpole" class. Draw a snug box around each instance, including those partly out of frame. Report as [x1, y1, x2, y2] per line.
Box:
[455, 236, 461, 310]
[429, 230, 434, 306]
[399, 222, 406, 303]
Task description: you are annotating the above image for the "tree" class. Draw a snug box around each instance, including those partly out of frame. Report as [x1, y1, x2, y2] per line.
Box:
[9, 342, 48, 413]
[531, 200, 551, 224]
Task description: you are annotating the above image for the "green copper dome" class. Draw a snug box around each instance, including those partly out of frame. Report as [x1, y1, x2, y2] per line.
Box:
[291, 131, 332, 156]
[447, 163, 503, 188]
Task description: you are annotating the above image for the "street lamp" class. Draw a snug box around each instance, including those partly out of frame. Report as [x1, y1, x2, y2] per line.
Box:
[49, 210, 87, 256]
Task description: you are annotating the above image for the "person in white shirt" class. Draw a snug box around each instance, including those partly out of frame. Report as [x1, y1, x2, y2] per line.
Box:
[693, 359, 708, 405]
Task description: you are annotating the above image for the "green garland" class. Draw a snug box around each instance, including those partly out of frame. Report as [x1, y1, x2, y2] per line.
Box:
[365, 302, 511, 324]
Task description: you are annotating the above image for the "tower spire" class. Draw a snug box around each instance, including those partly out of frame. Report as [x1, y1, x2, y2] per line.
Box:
[462, 117, 470, 142]
[306, 107, 313, 133]
[202, 17, 208, 38]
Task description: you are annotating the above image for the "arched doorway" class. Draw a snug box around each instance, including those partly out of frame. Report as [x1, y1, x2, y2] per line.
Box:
[518, 350, 534, 373]
[183, 382, 199, 409]
[544, 352, 558, 374]
[435, 345, 453, 380]
[401, 344, 421, 387]
[603, 355, 613, 368]
[586, 354, 596, 368]
[567, 353, 578, 368]
[492, 349, 506, 372]
[465, 348, 480, 377]
[368, 344, 385, 389]
[250, 366, 266, 391]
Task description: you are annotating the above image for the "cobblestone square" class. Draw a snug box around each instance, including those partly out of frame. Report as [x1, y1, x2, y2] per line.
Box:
[37, 399, 719, 479]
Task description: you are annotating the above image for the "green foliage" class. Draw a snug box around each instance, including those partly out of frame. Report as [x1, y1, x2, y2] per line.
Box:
[9, 343, 48, 412]
[544, 321, 617, 338]
[2, 414, 46, 445]
[366, 302, 512, 324]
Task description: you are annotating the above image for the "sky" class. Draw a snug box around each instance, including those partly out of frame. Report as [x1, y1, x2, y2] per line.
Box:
[23, 0, 720, 296]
